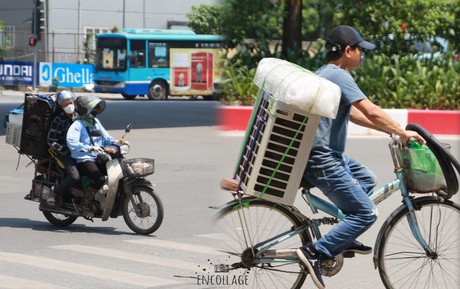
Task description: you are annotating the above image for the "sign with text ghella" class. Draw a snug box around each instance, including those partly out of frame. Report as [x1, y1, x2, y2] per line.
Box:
[40, 62, 94, 88]
[0, 61, 93, 88]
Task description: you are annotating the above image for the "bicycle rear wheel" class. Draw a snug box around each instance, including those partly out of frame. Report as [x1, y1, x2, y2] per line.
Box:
[376, 196, 460, 289]
[215, 197, 309, 289]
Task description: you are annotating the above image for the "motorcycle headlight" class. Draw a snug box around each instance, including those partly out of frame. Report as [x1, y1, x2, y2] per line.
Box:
[120, 144, 130, 155]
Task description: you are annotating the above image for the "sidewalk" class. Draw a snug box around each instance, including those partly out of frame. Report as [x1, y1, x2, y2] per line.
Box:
[217, 106, 460, 136]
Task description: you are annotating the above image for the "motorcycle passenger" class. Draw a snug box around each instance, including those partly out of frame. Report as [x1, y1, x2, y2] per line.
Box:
[66, 95, 115, 218]
[46, 90, 79, 206]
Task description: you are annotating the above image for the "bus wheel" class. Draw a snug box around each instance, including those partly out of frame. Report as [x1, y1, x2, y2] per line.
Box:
[148, 80, 168, 100]
[122, 94, 137, 100]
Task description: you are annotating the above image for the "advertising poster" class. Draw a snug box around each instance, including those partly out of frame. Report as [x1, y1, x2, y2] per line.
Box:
[0, 61, 34, 86]
[170, 48, 222, 95]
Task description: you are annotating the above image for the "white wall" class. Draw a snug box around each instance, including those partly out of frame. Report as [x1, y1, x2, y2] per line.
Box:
[0, 0, 223, 63]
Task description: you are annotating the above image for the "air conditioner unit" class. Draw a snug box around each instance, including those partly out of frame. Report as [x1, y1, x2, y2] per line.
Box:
[234, 92, 320, 206]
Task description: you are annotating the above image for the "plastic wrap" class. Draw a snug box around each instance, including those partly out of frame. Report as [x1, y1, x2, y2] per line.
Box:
[254, 58, 341, 119]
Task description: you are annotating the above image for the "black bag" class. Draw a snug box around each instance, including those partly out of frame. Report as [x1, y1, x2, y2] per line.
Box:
[20, 93, 55, 158]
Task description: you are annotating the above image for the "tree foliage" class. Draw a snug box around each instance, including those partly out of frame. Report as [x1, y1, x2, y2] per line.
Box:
[335, 0, 459, 55]
[0, 19, 8, 61]
[186, 5, 224, 35]
[186, 1, 459, 108]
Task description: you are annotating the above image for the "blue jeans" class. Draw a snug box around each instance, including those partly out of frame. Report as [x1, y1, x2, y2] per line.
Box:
[303, 155, 378, 257]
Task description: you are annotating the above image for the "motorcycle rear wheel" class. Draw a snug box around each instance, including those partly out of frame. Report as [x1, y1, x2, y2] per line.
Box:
[122, 186, 163, 235]
[43, 211, 78, 227]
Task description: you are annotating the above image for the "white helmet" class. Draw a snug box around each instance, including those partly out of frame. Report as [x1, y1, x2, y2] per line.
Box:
[56, 90, 77, 105]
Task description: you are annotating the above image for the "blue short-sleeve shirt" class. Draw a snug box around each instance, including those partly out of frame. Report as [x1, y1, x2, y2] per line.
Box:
[307, 64, 367, 169]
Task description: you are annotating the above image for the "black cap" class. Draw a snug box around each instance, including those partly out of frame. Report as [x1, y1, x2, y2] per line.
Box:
[325, 26, 376, 51]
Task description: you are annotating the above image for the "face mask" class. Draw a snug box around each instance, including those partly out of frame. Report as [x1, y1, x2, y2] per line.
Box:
[63, 104, 75, 114]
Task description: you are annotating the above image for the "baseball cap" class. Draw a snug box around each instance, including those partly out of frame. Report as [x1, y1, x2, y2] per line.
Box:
[325, 26, 376, 51]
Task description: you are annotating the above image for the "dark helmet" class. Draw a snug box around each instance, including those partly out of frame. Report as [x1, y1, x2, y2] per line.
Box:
[75, 95, 106, 117]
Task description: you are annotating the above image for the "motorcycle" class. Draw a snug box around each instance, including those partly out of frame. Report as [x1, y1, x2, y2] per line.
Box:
[25, 124, 164, 235]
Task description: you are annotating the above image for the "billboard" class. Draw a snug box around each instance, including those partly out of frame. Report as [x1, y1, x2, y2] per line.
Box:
[0, 61, 34, 86]
[40, 62, 94, 88]
[0, 61, 93, 88]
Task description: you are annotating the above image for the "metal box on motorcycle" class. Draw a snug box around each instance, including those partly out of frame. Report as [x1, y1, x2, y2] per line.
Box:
[4, 108, 24, 147]
[233, 92, 320, 206]
[20, 93, 55, 159]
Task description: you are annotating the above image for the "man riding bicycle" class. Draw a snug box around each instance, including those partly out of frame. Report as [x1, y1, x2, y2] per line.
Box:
[296, 25, 425, 289]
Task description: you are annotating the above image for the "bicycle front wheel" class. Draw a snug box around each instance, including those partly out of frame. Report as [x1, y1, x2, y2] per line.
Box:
[376, 196, 460, 289]
[215, 197, 309, 289]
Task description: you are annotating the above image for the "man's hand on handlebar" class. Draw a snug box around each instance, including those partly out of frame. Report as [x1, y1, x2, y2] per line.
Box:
[399, 131, 425, 146]
[90, 146, 101, 152]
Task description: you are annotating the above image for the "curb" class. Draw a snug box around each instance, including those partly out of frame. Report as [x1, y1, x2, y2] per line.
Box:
[217, 106, 460, 136]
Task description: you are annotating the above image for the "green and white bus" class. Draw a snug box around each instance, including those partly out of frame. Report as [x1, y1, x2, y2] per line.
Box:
[94, 29, 225, 100]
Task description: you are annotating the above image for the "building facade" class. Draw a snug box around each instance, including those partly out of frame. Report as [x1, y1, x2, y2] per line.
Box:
[0, 0, 222, 63]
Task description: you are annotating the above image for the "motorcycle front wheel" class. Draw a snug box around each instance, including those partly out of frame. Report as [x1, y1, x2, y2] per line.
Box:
[122, 186, 164, 235]
[43, 211, 78, 227]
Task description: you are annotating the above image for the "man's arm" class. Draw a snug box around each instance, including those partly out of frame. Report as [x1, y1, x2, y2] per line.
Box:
[349, 106, 383, 132]
[351, 98, 424, 144]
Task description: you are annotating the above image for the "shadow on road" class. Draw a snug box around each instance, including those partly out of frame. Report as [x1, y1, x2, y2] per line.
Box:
[0, 217, 161, 236]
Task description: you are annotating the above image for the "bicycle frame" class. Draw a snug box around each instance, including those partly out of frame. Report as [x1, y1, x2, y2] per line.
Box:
[240, 136, 437, 264]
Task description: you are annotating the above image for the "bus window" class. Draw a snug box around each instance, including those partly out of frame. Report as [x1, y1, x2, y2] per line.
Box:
[118, 49, 127, 68]
[149, 42, 168, 68]
[96, 37, 127, 71]
[130, 40, 146, 68]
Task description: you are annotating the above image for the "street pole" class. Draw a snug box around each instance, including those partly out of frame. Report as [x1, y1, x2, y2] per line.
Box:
[33, 44, 37, 91]
[123, 0, 126, 29]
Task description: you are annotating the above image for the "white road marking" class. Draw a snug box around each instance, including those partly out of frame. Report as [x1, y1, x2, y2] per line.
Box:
[0, 251, 180, 287]
[0, 275, 72, 289]
[51, 244, 198, 271]
[195, 233, 227, 240]
[124, 239, 223, 256]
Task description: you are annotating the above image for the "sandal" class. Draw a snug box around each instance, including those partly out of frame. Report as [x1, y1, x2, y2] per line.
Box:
[47, 194, 57, 206]
[81, 208, 94, 218]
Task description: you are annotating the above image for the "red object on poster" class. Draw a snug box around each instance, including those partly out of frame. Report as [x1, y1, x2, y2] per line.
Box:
[172, 67, 189, 88]
[191, 52, 213, 90]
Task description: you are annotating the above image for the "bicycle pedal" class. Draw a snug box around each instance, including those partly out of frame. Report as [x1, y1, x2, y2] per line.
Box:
[343, 251, 355, 258]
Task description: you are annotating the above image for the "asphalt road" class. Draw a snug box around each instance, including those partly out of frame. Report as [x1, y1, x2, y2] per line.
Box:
[0, 90, 459, 289]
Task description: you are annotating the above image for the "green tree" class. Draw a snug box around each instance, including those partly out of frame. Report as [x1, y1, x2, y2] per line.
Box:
[281, 0, 302, 59]
[0, 19, 8, 61]
[220, 0, 284, 66]
[186, 5, 224, 35]
[335, 0, 459, 55]
[83, 31, 95, 64]
[189, 0, 459, 108]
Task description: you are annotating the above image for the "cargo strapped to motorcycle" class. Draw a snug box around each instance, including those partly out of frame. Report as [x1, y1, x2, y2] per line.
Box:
[4, 93, 56, 170]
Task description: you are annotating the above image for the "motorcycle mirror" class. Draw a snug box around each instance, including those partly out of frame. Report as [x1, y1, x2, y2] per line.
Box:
[91, 130, 102, 137]
[121, 124, 132, 141]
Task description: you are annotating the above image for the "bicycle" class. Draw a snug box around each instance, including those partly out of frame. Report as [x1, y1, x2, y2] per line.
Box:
[215, 123, 460, 289]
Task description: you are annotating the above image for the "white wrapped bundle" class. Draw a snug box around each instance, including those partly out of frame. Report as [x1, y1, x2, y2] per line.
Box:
[254, 58, 341, 119]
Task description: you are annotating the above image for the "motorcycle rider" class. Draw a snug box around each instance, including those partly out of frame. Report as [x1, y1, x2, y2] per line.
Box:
[46, 90, 79, 206]
[66, 95, 115, 218]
